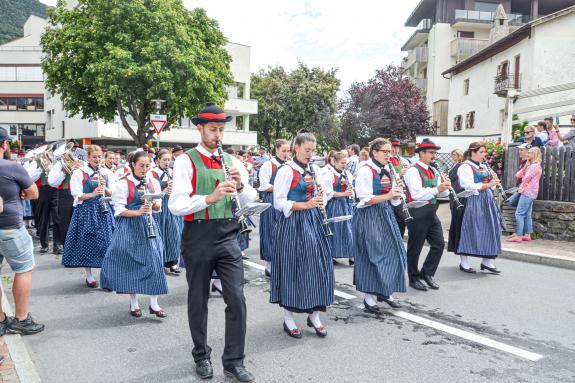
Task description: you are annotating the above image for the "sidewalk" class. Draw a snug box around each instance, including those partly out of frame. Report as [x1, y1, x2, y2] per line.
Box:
[436, 203, 575, 270]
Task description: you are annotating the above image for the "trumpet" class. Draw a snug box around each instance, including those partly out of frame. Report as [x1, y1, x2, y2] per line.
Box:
[307, 164, 333, 237]
[95, 166, 109, 215]
[137, 182, 156, 239]
[216, 141, 251, 235]
[483, 161, 506, 195]
[430, 164, 463, 210]
[387, 163, 414, 223]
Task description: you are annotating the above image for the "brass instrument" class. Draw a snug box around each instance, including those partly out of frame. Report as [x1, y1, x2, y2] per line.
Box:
[137, 182, 157, 239]
[54, 142, 81, 174]
[216, 141, 251, 235]
[430, 164, 463, 210]
[95, 166, 109, 215]
[387, 163, 414, 223]
[34, 144, 54, 173]
[307, 164, 333, 237]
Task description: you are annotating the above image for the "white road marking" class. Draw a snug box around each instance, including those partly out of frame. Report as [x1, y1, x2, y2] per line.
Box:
[243, 260, 544, 362]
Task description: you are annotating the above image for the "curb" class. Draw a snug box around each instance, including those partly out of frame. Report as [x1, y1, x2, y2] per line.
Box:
[498, 247, 575, 270]
[0, 284, 42, 383]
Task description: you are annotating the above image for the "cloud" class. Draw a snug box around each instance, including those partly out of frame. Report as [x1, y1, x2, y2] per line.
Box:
[40, 0, 420, 89]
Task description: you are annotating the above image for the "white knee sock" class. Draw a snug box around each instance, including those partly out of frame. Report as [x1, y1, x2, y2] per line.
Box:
[482, 259, 495, 268]
[130, 294, 139, 310]
[284, 309, 297, 330]
[149, 296, 161, 311]
[309, 311, 323, 328]
[364, 293, 377, 307]
[460, 255, 470, 269]
[265, 261, 271, 273]
[213, 279, 222, 292]
[85, 268, 95, 283]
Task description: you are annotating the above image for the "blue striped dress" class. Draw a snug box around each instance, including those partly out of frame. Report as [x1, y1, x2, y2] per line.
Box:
[270, 162, 334, 313]
[62, 169, 115, 268]
[457, 163, 502, 258]
[100, 176, 168, 295]
[149, 168, 183, 266]
[258, 158, 282, 262]
[353, 162, 407, 296]
[325, 167, 354, 258]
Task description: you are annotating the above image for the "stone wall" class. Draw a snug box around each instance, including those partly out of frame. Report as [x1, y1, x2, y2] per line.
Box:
[502, 201, 575, 241]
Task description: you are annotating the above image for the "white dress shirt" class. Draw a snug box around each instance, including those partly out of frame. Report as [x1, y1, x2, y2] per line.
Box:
[112, 174, 162, 217]
[47, 161, 66, 188]
[168, 145, 257, 216]
[25, 161, 42, 183]
[273, 160, 333, 218]
[257, 157, 283, 192]
[403, 161, 449, 201]
[70, 165, 115, 206]
[355, 159, 401, 208]
[457, 160, 489, 191]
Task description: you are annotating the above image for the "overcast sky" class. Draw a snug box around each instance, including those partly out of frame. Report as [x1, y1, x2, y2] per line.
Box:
[39, 0, 420, 90]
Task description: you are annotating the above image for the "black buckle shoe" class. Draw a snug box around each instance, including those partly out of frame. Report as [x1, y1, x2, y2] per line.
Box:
[39, 247, 49, 254]
[283, 322, 302, 339]
[195, 359, 213, 379]
[306, 316, 327, 337]
[409, 280, 428, 291]
[223, 366, 255, 383]
[459, 264, 477, 274]
[363, 299, 380, 313]
[7, 313, 45, 335]
[480, 264, 501, 274]
[377, 295, 402, 309]
[421, 274, 439, 290]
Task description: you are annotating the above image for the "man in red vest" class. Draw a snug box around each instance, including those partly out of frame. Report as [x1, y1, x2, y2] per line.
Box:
[169, 103, 257, 382]
[403, 138, 451, 291]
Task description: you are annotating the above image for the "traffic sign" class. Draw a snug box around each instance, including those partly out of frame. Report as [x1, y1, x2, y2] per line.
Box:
[149, 114, 167, 135]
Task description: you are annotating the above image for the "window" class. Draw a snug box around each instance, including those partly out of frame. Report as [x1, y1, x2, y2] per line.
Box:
[20, 124, 45, 137]
[464, 79, 470, 95]
[235, 115, 244, 130]
[0, 66, 44, 82]
[0, 97, 44, 112]
[466, 111, 475, 129]
[454, 115, 462, 131]
[458, 31, 475, 38]
[236, 82, 246, 99]
[498, 61, 509, 79]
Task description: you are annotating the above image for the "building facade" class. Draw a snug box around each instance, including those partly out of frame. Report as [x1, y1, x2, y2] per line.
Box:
[0, 14, 258, 150]
[443, 6, 575, 141]
[401, 0, 575, 135]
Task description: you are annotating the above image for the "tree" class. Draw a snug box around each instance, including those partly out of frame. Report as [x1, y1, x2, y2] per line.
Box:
[250, 63, 340, 150]
[41, 0, 233, 146]
[339, 65, 431, 147]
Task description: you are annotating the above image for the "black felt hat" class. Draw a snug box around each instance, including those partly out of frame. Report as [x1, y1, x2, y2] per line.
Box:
[415, 138, 441, 153]
[191, 103, 232, 125]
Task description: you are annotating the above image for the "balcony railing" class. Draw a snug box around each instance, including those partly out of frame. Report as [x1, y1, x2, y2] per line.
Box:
[405, 46, 428, 69]
[416, 18, 432, 31]
[494, 73, 521, 96]
[453, 10, 531, 25]
[450, 38, 489, 58]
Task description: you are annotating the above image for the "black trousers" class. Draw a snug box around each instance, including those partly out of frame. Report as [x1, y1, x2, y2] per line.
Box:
[406, 204, 444, 282]
[393, 204, 407, 238]
[37, 185, 62, 249]
[181, 219, 246, 369]
[58, 189, 75, 245]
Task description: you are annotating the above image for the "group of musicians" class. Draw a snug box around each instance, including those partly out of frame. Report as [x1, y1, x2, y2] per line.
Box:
[18, 103, 504, 383]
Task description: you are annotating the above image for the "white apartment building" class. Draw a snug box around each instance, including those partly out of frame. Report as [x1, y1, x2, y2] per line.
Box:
[0, 15, 47, 148]
[442, 6, 575, 141]
[0, 14, 258, 150]
[401, 0, 575, 135]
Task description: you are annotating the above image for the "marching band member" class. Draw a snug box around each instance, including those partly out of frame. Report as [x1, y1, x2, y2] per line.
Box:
[169, 104, 257, 382]
[62, 145, 115, 288]
[257, 139, 290, 276]
[454, 142, 502, 274]
[103, 150, 117, 174]
[272, 132, 334, 339]
[47, 155, 80, 251]
[113, 151, 122, 168]
[389, 137, 410, 237]
[403, 139, 450, 291]
[148, 149, 183, 274]
[354, 138, 406, 311]
[115, 151, 134, 179]
[101, 151, 168, 317]
[325, 151, 354, 263]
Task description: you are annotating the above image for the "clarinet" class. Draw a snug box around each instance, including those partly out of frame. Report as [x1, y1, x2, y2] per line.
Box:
[386, 164, 414, 223]
[429, 164, 464, 210]
[138, 182, 156, 239]
[95, 166, 109, 215]
[339, 169, 356, 205]
[216, 141, 251, 235]
[483, 161, 506, 195]
[307, 164, 333, 237]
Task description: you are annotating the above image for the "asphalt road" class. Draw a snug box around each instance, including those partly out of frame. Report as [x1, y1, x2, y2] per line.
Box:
[2, 222, 575, 383]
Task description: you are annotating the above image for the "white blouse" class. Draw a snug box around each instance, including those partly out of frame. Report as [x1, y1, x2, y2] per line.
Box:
[273, 160, 333, 218]
[112, 174, 162, 217]
[355, 160, 401, 208]
[168, 145, 257, 216]
[403, 161, 449, 202]
[47, 161, 66, 188]
[70, 165, 115, 207]
[457, 160, 488, 191]
[257, 157, 283, 192]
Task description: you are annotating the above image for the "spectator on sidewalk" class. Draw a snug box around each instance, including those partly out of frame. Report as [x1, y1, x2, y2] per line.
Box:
[506, 143, 531, 207]
[0, 127, 45, 336]
[508, 147, 543, 243]
[563, 114, 575, 148]
[535, 121, 549, 145]
[544, 117, 563, 148]
[518, 126, 544, 148]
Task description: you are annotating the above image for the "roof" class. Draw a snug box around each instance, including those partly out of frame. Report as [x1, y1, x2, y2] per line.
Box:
[404, 0, 435, 27]
[442, 5, 575, 76]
